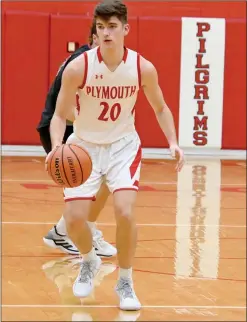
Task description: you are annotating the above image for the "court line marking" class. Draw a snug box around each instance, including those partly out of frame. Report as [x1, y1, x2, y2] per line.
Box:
[1, 304, 246, 309]
[143, 182, 246, 186]
[2, 179, 246, 186]
[1, 221, 246, 228]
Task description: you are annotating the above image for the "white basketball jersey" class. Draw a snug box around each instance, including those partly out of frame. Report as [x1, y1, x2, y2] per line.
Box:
[73, 46, 141, 144]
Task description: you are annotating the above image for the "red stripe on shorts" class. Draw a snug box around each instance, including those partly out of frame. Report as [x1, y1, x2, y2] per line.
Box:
[129, 145, 142, 179]
[133, 180, 139, 188]
[64, 196, 96, 202]
[113, 187, 138, 194]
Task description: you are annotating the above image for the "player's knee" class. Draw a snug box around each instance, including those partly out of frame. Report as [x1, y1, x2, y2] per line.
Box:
[115, 204, 133, 224]
[64, 207, 87, 231]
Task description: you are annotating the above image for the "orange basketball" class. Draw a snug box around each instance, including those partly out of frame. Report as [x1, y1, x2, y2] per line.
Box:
[47, 144, 92, 188]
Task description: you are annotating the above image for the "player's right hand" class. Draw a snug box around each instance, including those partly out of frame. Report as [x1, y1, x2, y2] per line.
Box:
[45, 145, 61, 172]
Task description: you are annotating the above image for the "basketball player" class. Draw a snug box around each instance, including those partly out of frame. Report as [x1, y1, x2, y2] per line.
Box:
[37, 22, 116, 258]
[46, 0, 184, 311]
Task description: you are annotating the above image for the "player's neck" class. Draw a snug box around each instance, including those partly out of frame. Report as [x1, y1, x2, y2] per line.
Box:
[100, 46, 125, 68]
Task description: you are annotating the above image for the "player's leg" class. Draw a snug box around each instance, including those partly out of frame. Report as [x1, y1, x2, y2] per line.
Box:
[63, 138, 107, 297]
[43, 180, 117, 257]
[63, 198, 101, 297]
[114, 190, 140, 310]
[89, 183, 116, 257]
[63, 128, 115, 257]
[107, 132, 142, 310]
[40, 126, 116, 256]
[114, 190, 137, 270]
[44, 181, 115, 256]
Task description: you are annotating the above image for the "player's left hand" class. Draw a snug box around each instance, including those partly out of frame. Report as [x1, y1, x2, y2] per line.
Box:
[169, 144, 185, 172]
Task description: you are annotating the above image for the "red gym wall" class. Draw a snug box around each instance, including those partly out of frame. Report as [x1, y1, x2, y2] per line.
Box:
[2, 1, 246, 149]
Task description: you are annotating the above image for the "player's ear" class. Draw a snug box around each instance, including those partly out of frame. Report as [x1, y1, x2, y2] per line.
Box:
[93, 34, 99, 46]
[123, 23, 130, 36]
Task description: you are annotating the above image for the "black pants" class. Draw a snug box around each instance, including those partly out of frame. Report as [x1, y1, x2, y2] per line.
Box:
[38, 125, 73, 154]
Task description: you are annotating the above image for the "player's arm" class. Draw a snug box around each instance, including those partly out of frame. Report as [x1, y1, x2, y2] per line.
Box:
[50, 57, 84, 150]
[53, 49, 86, 124]
[140, 57, 184, 171]
[66, 108, 76, 123]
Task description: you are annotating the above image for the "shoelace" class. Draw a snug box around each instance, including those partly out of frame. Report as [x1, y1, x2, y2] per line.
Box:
[116, 279, 135, 299]
[78, 261, 95, 283]
[93, 232, 105, 247]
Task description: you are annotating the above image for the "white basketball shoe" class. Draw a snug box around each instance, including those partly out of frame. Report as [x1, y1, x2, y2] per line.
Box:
[115, 277, 141, 311]
[73, 256, 102, 297]
[43, 225, 117, 257]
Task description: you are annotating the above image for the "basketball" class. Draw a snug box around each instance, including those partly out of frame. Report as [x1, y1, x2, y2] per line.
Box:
[47, 144, 92, 188]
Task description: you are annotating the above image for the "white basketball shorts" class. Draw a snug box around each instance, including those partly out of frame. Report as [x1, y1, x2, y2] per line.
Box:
[63, 131, 142, 202]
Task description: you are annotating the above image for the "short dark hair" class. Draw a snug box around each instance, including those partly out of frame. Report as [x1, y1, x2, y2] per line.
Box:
[94, 0, 128, 24]
[88, 20, 97, 45]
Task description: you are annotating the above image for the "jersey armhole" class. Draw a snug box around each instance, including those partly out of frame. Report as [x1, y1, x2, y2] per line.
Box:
[137, 53, 141, 89]
[78, 52, 88, 89]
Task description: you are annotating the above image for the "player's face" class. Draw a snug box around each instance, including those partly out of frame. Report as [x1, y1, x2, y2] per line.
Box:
[96, 16, 129, 49]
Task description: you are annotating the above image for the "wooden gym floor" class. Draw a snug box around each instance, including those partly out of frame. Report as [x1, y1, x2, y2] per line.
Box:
[1, 156, 246, 321]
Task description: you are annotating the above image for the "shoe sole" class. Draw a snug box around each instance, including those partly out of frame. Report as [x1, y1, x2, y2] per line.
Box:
[96, 252, 115, 258]
[43, 238, 115, 257]
[119, 305, 142, 311]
